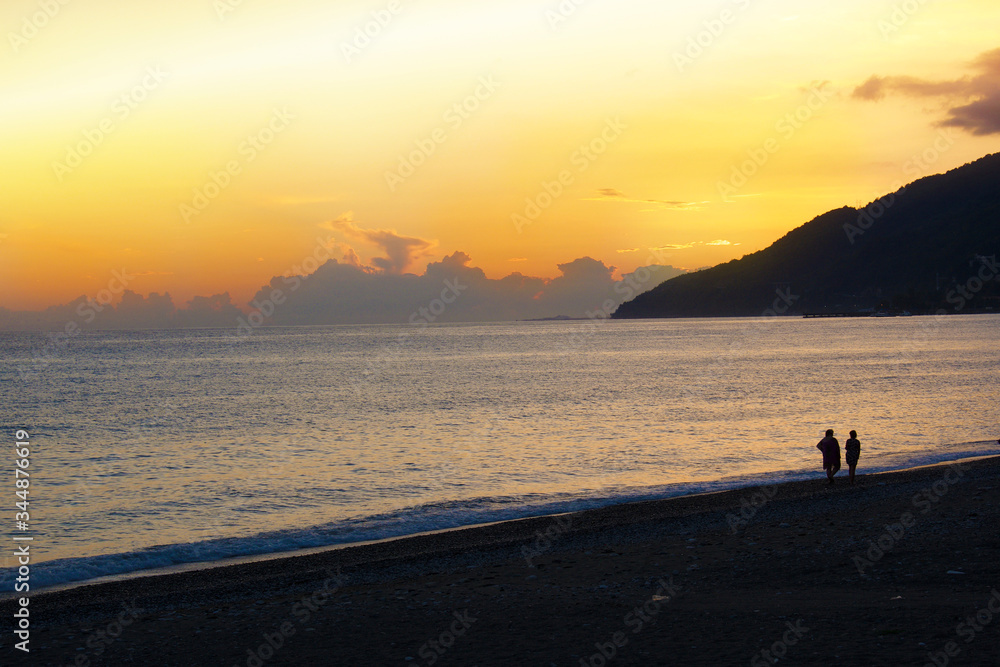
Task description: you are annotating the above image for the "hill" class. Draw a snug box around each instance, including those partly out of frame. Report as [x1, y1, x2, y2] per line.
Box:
[614, 153, 1000, 318]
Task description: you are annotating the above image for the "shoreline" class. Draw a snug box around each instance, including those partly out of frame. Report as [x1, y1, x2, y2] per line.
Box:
[8, 455, 1000, 665]
[9, 450, 998, 600]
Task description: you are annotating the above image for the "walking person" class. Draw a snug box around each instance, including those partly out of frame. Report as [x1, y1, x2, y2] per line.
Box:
[845, 430, 861, 485]
[816, 429, 840, 485]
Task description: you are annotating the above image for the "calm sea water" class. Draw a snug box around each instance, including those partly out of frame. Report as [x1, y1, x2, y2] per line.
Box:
[2, 315, 998, 589]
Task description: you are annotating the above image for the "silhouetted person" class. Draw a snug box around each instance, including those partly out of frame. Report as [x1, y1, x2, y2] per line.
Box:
[816, 429, 840, 485]
[845, 430, 861, 485]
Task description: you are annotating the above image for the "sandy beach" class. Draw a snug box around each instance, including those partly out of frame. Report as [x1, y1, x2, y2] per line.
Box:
[6, 456, 1000, 666]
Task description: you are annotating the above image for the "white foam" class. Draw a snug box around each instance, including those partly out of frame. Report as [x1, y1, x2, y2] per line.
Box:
[4, 444, 996, 593]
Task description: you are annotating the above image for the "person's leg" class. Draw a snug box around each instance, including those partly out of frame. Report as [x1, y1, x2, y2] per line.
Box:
[849, 463, 857, 484]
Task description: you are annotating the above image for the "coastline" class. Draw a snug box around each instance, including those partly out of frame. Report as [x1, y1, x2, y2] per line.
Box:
[11, 443, 999, 595]
[7, 455, 1000, 665]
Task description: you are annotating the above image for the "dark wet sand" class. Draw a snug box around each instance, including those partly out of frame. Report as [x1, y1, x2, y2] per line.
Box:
[6, 456, 1000, 666]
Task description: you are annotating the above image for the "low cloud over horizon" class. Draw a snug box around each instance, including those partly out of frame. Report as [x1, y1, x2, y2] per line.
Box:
[0, 253, 686, 332]
[853, 47, 1000, 135]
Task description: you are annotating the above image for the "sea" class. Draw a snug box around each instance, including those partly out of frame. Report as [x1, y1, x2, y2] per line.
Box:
[2, 315, 998, 592]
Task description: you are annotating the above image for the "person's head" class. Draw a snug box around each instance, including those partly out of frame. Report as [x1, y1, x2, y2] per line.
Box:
[850, 430, 857, 438]
[826, 429, 834, 437]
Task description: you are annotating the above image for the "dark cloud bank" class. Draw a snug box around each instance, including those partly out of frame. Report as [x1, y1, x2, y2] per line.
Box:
[853, 47, 1000, 135]
[0, 253, 685, 332]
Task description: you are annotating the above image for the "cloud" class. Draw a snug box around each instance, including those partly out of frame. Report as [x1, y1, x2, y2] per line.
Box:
[587, 189, 708, 211]
[245, 253, 689, 325]
[0, 254, 690, 331]
[616, 248, 640, 254]
[944, 94, 1000, 136]
[320, 213, 437, 273]
[0, 290, 247, 332]
[175, 293, 245, 328]
[852, 47, 1000, 135]
[654, 240, 740, 251]
[851, 75, 970, 102]
[340, 245, 363, 268]
[112, 291, 176, 329]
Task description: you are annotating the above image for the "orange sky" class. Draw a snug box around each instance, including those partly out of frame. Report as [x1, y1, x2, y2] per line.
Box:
[2, 0, 1000, 310]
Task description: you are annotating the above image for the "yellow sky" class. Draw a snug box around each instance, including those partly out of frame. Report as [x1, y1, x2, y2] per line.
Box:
[2, 0, 999, 310]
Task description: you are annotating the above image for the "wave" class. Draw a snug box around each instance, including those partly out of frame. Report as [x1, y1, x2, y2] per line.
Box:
[4, 442, 996, 593]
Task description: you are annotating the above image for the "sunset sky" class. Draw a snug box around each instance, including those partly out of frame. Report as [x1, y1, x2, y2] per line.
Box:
[2, 0, 1000, 311]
